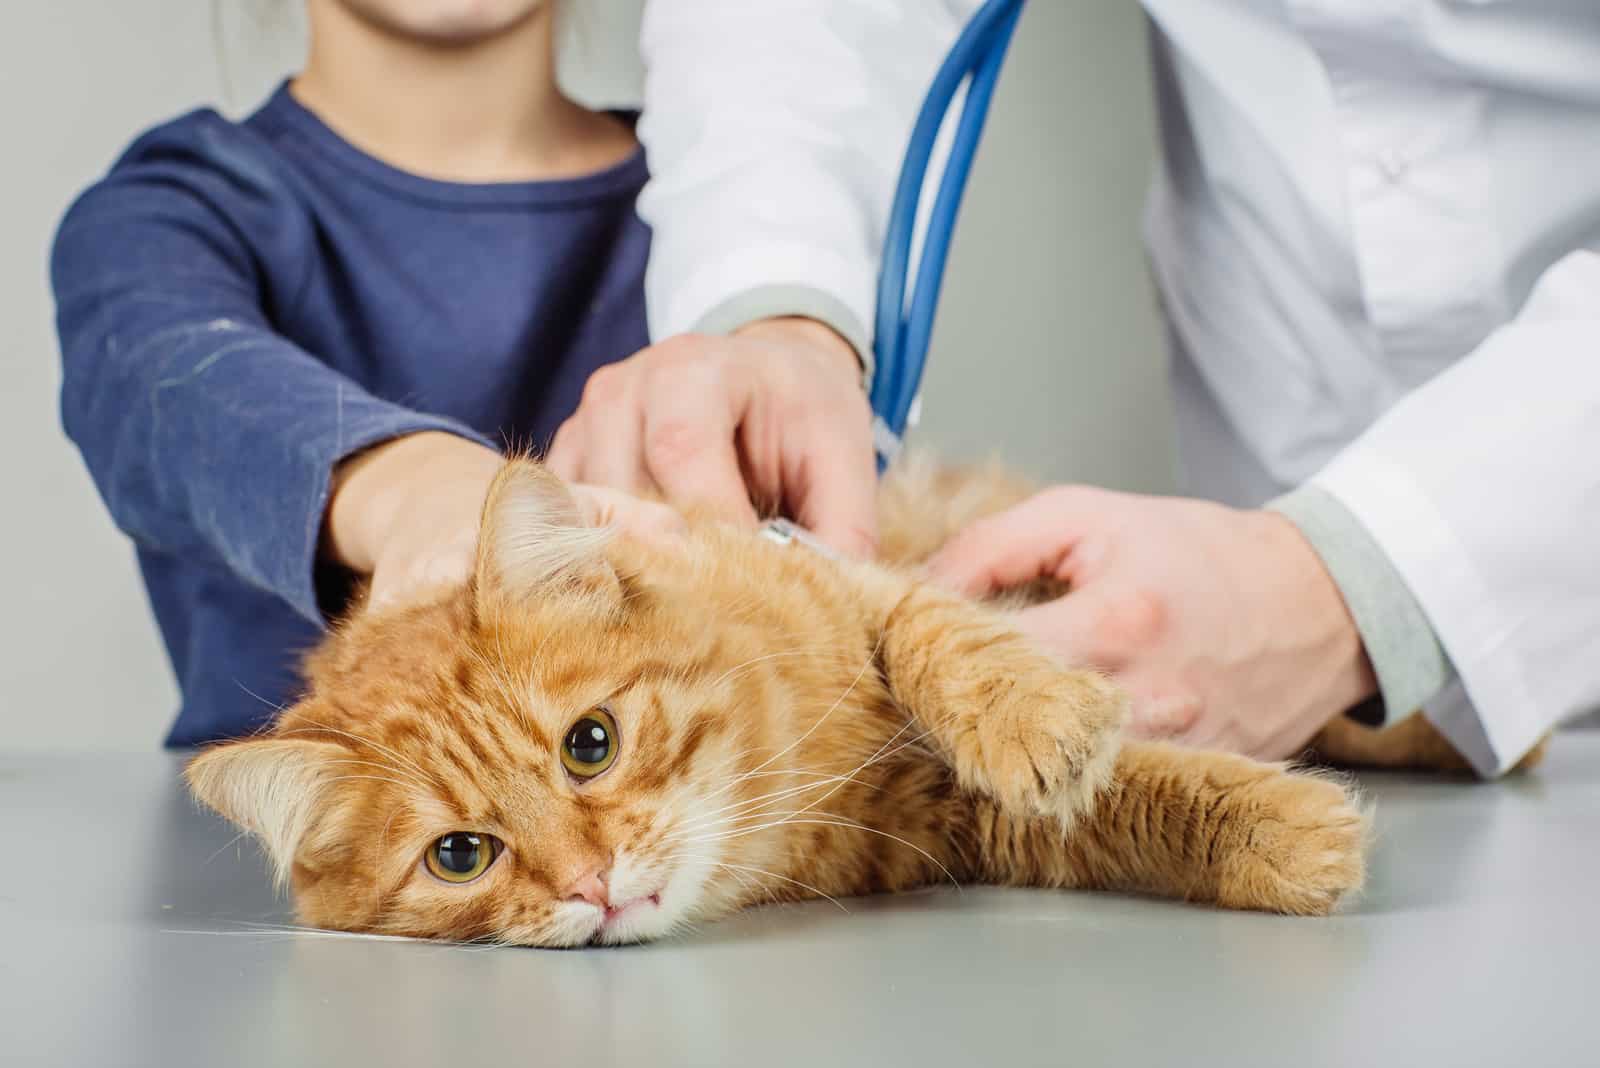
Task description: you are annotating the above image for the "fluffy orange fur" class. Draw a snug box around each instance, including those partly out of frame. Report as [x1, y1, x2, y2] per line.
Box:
[189, 457, 1400, 946]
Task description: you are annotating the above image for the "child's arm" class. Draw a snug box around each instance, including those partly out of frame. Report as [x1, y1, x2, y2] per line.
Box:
[51, 163, 490, 621]
[319, 430, 683, 608]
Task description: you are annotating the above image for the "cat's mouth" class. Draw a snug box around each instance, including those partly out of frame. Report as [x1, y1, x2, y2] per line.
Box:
[602, 892, 661, 928]
[580, 889, 664, 945]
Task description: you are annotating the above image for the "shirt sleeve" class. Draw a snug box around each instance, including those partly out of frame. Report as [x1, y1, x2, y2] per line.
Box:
[51, 164, 490, 625]
[634, 0, 979, 368]
[1308, 250, 1600, 776]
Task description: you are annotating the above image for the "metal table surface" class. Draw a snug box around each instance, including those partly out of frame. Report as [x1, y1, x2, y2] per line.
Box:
[4, 735, 1596, 1067]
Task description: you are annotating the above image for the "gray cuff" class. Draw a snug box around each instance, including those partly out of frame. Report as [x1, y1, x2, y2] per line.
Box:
[1268, 484, 1453, 724]
[691, 284, 874, 393]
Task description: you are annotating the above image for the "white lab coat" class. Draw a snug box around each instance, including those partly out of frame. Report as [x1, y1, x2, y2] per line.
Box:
[636, 0, 1600, 776]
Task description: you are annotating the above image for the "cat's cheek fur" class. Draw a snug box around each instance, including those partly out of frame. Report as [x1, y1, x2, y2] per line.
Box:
[649, 838, 745, 940]
[288, 809, 427, 935]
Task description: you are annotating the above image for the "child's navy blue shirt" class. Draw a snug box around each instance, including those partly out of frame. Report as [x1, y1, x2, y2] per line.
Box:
[51, 84, 651, 746]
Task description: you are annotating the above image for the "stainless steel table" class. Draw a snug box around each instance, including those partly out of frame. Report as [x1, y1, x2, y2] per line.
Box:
[5, 736, 1596, 1067]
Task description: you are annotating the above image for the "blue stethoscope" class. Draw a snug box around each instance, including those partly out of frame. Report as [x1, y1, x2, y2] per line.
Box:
[869, 0, 1024, 470]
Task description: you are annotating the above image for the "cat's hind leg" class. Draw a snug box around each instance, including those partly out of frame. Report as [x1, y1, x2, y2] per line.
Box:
[972, 740, 1368, 916]
[1309, 712, 1548, 774]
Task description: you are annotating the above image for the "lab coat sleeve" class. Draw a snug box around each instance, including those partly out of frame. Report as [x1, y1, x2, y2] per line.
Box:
[634, 0, 978, 368]
[1312, 250, 1600, 776]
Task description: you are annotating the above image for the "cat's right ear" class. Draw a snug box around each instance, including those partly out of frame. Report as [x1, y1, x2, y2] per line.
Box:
[185, 737, 347, 889]
[473, 459, 620, 608]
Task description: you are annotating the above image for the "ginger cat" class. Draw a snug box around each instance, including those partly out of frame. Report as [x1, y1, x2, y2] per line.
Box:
[189, 458, 1377, 947]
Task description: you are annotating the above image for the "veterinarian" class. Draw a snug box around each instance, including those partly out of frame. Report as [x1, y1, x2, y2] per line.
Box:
[553, 1, 1600, 777]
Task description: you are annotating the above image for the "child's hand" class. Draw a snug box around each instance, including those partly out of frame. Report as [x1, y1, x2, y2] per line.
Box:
[546, 317, 879, 559]
[324, 432, 681, 610]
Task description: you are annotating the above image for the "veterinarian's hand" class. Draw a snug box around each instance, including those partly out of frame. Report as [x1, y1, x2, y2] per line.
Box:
[547, 317, 878, 558]
[927, 486, 1377, 760]
[325, 432, 682, 609]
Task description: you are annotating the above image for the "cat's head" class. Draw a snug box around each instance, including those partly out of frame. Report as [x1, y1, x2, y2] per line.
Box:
[187, 460, 831, 946]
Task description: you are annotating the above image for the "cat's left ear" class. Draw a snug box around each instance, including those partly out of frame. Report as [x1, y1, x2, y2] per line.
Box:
[473, 459, 621, 608]
[185, 736, 347, 889]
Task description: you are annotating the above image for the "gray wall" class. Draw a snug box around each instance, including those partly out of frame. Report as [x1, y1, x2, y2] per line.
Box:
[921, 3, 1173, 492]
[0, 1, 1170, 751]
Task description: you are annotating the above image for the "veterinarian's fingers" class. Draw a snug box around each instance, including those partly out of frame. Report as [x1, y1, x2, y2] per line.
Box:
[927, 487, 1090, 596]
[1232, 717, 1321, 762]
[790, 421, 878, 560]
[1011, 592, 1113, 671]
[1127, 693, 1203, 739]
[544, 416, 582, 482]
[572, 484, 687, 546]
[642, 362, 760, 528]
[546, 374, 654, 495]
[1171, 722, 1238, 756]
[576, 415, 658, 496]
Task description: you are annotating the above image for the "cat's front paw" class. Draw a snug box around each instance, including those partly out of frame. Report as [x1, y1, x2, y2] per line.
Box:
[950, 667, 1126, 827]
[1214, 770, 1367, 916]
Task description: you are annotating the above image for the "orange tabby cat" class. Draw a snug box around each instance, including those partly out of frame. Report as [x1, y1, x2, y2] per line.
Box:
[188, 458, 1370, 947]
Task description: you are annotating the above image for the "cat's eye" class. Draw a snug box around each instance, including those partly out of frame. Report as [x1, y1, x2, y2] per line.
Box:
[424, 832, 502, 884]
[561, 707, 620, 780]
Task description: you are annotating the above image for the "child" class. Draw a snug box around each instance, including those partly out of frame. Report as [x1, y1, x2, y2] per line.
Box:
[52, 0, 671, 746]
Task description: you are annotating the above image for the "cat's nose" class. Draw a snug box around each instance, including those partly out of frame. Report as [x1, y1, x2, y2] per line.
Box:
[565, 866, 611, 909]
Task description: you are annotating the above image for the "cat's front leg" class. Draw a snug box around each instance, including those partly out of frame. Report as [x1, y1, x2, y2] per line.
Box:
[872, 582, 1127, 828]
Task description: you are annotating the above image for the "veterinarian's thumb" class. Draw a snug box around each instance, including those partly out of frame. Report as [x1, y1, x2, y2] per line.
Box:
[1010, 591, 1111, 671]
[572, 484, 688, 547]
[792, 427, 878, 561]
[927, 488, 1088, 596]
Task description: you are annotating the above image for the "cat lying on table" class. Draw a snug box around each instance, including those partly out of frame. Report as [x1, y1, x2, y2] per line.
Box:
[188, 456, 1523, 947]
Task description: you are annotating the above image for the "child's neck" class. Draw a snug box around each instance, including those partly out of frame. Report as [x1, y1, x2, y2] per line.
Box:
[291, 2, 634, 184]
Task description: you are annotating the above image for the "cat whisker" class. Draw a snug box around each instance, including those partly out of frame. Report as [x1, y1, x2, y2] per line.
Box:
[278, 719, 442, 789]
[668, 807, 818, 838]
[665, 774, 885, 838]
[650, 848, 789, 912]
[201, 828, 252, 867]
[379, 805, 406, 852]
[707, 767, 889, 807]
[461, 642, 529, 728]
[160, 924, 416, 943]
[685, 816, 961, 891]
[734, 711, 942, 833]
[680, 769, 870, 818]
[701, 634, 885, 803]
[170, 920, 510, 954]
[320, 757, 431, 791]
[708, 861, 761, 900]
[710, 862, 852, 913]
[705, 647, 837, 691]
[234, 680, 288, 716]
[676, 709, 954, 850]
[727, 767, 862, 781]
[319, 774, 425, 794]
